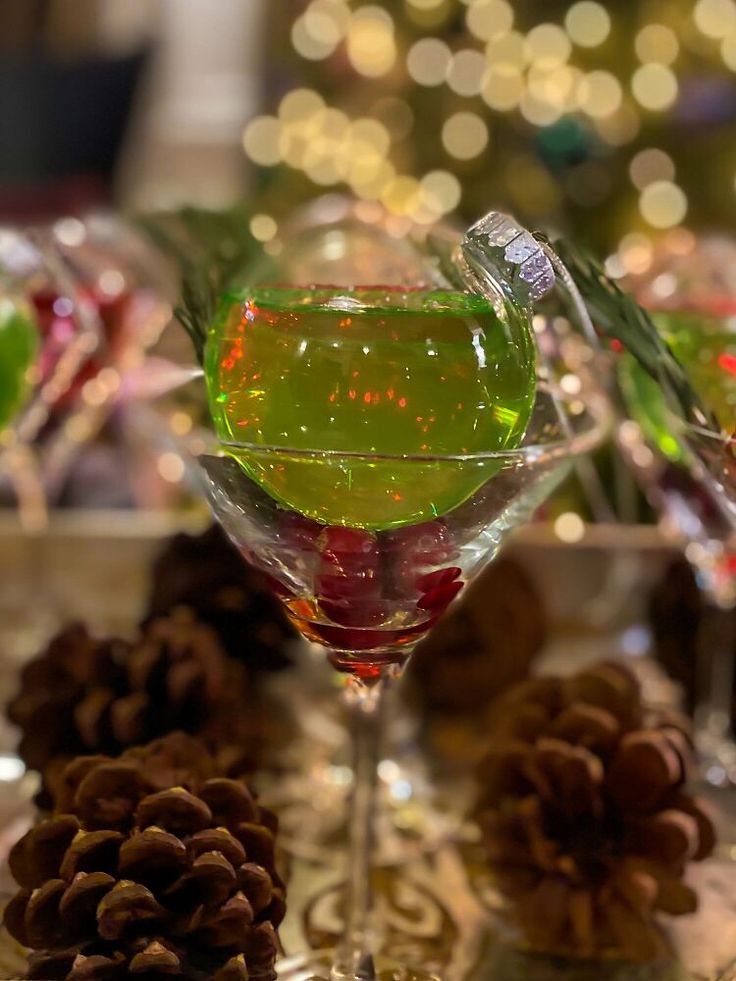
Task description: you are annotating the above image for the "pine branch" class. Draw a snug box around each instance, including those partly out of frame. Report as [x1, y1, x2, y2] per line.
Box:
[555, 239, 718, 433]
[139, 204, 261, 365]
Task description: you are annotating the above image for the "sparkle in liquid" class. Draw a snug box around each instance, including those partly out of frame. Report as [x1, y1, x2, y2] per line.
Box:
[0, 296, 39, 432]
[206, 285, 536, 529]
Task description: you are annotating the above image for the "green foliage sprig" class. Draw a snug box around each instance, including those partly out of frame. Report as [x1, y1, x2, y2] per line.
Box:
[140, 204, 259, 364]
[555, 239, 718, 434]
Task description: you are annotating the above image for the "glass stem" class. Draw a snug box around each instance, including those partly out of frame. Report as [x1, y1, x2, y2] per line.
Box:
[331, 671, 388, 981]
[694, 587, 736, 779]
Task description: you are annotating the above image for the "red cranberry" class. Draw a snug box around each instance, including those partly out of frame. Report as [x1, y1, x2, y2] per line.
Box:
[416, 579, 464, 611]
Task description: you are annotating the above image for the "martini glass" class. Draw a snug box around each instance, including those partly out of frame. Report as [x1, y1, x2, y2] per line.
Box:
[563, 236, 736, 793]
[193, 209, 609, 980]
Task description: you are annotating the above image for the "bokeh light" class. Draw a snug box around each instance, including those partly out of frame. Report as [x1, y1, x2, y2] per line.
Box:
[693, 0, 736, 39]
[639, 180, 688, 228]
[442, 112, 489, 159]
[347, 5, 397, 77]
[631, 63, 678, 110]
[407, 37, 452, 85]
[635, 24, 679, 65]
[465, 0, 514, 42]
[447, 49, 487, 96]
[629, 148, 676, 189]
[565, 2, 611, 48]
[578, 70, 623, 118]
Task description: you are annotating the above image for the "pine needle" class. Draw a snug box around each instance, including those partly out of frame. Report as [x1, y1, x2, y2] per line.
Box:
[555, 239, 718, 433]
[139, 204, 260, 365]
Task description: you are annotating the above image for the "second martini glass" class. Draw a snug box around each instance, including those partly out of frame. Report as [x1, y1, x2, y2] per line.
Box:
[193, 209, 609, 980]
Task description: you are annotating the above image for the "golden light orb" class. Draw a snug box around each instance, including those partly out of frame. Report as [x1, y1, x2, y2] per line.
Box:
[442, 111, 489, 159]
[447, 48, 487, 96]
[565, 2, 611, 47]
[595, 104, 641, 145]
[465, 0, 514, 42]
[420, 169, 462, 214]
[380, 175, 422, 216]
[519, 91, 563, 127]
[242, 116, 282, 166]
[634, 24, 679, 65]
[347, 6, 397, 77]
[291, 12, 339, 60]
[722, 32, 736, 69]
[249, 214, 278, 242]
[629, 148, 675, 189]
[639, 181, 688, 228]
[618, 232, 653, 276]
[485, 30, 527, 69]
[481, 64, 525, 110]
[525, 23, 572, 70]
[278, 88, 325, 122]
[578, 70, 623, 119]
[406, 37, 451, 85]
[694, 0, 736, 39]
[631, 63, 678, 111]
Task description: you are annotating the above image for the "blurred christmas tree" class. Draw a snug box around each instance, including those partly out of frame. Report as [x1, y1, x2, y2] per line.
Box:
[242, 0, 736, 267]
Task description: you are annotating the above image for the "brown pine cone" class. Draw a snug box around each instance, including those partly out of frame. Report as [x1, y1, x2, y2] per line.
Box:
[405, 557, 546, 716]
[146, 526, 294, 673]
[474, 661, 715, 963]
[4, 734, 285, 981]
[8, 611, 267, 808]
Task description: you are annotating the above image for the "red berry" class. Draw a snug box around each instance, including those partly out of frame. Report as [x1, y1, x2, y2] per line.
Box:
[383, 521, 458, 599]
[416, 566, 462, 593]
[278, 512, 324, 551]
[416, 579, 464, 611]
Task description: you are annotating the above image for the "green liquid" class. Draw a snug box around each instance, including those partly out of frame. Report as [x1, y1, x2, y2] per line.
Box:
[0, 297, 39, 432]
[618, 309, 736, 461]
[205, 286, 536, 529]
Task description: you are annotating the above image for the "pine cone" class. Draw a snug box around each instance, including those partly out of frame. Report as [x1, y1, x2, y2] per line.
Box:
[406, 557, 546, 716]
[8, 611, 267, 808]
[4, 734, 285, 981]
[146, 526, 294, 673]
[474, 661, 716, 963]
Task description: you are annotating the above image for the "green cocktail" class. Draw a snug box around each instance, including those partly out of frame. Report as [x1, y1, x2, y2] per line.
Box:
[206, 285, 536, 529]
[618, 309, 736, 463]
[0, 295, 39, 432]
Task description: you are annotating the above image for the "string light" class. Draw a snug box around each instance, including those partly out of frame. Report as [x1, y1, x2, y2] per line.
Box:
[565, 2, 611, 48]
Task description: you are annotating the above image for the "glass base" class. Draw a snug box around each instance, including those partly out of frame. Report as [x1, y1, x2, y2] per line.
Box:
[277, 950, 439, 981]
